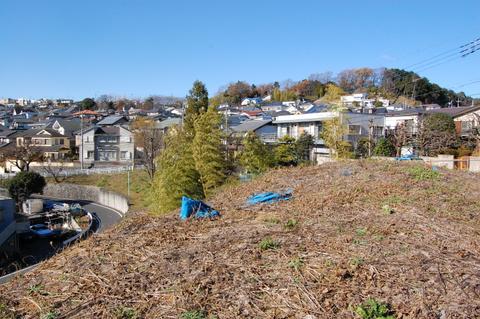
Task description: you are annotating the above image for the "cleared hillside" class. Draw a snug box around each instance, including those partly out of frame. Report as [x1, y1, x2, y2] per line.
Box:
[1, 161, 480, 318]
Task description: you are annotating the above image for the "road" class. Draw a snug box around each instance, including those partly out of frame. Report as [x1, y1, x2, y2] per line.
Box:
[72, 200, 123, 232]
[0, 198, 123, 284]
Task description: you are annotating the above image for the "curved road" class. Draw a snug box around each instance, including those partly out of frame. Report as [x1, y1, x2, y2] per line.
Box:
[0, 198, 123, 284]
[72, 200, 123, 232]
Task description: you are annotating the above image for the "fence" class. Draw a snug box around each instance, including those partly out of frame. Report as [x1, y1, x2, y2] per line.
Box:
[0, 165, 143, 180]
[421, 155, 480, 172]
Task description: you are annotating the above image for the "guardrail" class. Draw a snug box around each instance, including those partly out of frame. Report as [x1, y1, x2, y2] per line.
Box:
[0, 165, 144, 179]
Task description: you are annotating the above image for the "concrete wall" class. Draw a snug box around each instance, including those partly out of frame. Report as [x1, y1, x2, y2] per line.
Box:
[468, 157, 480, 172]
[42, 183, 129, 215]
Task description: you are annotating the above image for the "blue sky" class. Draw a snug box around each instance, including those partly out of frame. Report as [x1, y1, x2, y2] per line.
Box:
[1, 0, 479, 100]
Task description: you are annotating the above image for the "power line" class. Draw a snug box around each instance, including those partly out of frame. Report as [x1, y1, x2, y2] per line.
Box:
[410, 37, 480, 73]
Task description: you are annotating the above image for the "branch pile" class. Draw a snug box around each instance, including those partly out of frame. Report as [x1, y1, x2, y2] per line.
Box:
[1, 161, 479, 318]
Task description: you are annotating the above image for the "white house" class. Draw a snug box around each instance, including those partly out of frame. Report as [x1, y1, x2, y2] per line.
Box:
[341, 93, 390, 108]
[241, 97, 263, 106]
[273, 111, 386, 161]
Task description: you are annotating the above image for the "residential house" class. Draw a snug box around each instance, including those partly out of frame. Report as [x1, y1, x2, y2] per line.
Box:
[155, 117, 182, 133]
[261, 102, 285, 112]
[384, 108, 425, 135]
[96, 115, 129, 126]
[47, 118, 81, 138]
[273, 111, 385, 160]
[0, 125, 15, 145]
[16, 128, 72, 160]
[76, 125, 134, 163]
[10, 118, 36, 130]
[241, 97, 262, 106]
[230, 119, 276, 143]
[427, 105, 480, 137]
[341, 93, 390, 108]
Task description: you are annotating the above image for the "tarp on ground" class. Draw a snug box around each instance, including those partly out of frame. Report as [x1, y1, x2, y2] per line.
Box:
[246, 189, 293, 205]
[180, 196, 220, 220]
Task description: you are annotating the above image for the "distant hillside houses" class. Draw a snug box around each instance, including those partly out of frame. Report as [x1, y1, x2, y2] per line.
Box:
[0, 91, 479, 172]
[341, 93, 390, 108]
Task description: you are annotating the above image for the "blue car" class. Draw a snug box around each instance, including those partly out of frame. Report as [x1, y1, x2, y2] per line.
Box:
[30, 224, 62, 238]
[395, 154, 421, 161]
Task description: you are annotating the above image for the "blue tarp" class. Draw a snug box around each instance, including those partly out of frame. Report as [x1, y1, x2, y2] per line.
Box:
[247, 189, 293, 205]
[180, 196, 220, 220]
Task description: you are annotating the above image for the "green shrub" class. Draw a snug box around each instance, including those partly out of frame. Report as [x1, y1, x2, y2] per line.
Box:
[41, 311, 59, 319]
[407, 166, 440, 181]
[180, 310, 206, 319]
[114, 306, 137, 319]
[354, 298, 395, 319]
[373, 138, 395, 157]
[259, 237, 280, 250]
[288, 257, 304, 271]
[284, 219, 299, 230]
[96, 176, 109, 188]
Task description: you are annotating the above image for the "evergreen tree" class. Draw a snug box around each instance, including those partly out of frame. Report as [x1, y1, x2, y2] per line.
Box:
[240, 131, 273, 174]
[8, 171, 46, 211]
[150, 127, 203, 214]
[193, 106, 227, 197]
[295, 133, 314, 163]
[274, 136, 298, 166]
[373, 137, 396, 156]
[184, 80, 209, 135]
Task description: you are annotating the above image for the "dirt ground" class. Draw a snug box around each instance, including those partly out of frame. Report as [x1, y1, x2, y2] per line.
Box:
[1, 160, 479, 318]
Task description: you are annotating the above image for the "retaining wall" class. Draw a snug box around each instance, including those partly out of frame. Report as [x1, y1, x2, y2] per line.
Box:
[42, 183, 129, 215]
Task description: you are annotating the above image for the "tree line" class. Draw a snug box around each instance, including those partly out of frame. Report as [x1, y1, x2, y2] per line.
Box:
[210, 68, 472, 107]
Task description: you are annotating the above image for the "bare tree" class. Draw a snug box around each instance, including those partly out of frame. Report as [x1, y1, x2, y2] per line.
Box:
[41, 159, 69, 183]
[139, 127, 163, 180]
[389, 122, 410, 157]
[131, 118, 164, 180]
[4, 141, 43, 172]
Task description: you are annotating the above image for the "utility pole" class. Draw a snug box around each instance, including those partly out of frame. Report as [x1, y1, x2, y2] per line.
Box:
[127, 167, 130, 198]
[368, 118, 374, 157]
[80, 114, 84, 170]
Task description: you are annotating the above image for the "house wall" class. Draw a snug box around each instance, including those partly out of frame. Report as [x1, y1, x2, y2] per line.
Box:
[256, 125, 277, 143]
[454, 111, 480, 135]
[77, 127, 134, 163]
[384, 114, 420, 134]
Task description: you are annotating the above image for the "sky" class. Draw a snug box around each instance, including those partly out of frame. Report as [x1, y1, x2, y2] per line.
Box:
[1, 0, 479, 100]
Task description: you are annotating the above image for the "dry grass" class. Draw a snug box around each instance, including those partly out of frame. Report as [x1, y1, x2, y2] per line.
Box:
[2, 160, 480, 318]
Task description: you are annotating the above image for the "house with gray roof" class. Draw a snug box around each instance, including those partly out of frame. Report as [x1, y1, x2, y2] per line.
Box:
[75, 125, 134, 163]
[230, 119, 276, 143]
[96, 115, 128, 126]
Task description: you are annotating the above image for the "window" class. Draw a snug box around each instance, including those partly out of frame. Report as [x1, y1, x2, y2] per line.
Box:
[372, 126, 384, 137]
[348, 125, 361, 135]
[87, 151, 94, 159]
[120, 151, 129, 159]
[60, 139, 64, 145]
